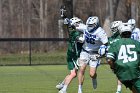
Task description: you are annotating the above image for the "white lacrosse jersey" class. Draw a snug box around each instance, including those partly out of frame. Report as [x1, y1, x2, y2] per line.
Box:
[131, 28, 140, 42]
[82, 27, 108, 52]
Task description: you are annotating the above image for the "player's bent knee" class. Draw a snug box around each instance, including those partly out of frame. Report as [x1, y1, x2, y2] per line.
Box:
[70, 71, 77, 78]
[89, 72, 96, 78]
[89, 74, 94, 78]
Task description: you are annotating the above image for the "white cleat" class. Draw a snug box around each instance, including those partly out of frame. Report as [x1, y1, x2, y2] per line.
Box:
[78, 89, 82, 93]
[93, 79, 97, 89]
[58, 90, 67, 93]
[56, 83, 64, 90]
[116, 91, 121, 93]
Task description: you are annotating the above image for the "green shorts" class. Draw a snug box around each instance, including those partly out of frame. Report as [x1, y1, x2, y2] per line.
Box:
[67, 53, 78, 70]
[122, 78, 140, 92]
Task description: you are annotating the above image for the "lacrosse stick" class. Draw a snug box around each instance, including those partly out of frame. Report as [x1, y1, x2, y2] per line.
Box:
[72, 58, 78, 69]
[60, 5, 66, 18]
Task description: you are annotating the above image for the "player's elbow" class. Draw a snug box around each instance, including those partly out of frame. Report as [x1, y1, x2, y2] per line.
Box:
[106, 58, 115, 70]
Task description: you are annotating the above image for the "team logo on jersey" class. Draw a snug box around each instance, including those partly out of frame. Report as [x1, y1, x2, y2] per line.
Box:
[85, 31, 96, 44]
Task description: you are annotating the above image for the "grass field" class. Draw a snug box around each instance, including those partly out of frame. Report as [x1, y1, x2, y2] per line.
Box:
[0, 65, 131, 93]
[0, 51, 67, 65]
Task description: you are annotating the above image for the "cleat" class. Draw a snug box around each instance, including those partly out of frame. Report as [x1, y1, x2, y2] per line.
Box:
[116, 91, 121, 93]
[58, 90, 67, 93]
[93, 79, 97, 89]
[78, 89, 82, 93]
[56, 83, 64, 90]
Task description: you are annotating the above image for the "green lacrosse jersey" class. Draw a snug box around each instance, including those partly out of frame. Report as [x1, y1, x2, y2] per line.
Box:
[108, 31, 121, 45]
[66, 28, 83, 70]
[107, 38, 140, 81]
[67, 29, 83, 58]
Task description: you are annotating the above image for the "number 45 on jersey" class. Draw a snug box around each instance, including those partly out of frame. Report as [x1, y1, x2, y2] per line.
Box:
[118, 45, 137, 63]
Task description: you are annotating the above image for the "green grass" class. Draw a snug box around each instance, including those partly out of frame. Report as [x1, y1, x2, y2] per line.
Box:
[0, 51, 107, 66]
[0, 65, 131, 93]
[0, 51, 67, 65]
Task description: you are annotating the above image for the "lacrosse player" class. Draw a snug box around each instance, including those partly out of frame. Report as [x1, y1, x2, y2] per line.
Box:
[77, 16, 108, 93]
[108, 20, 140, 93]
[109, 21, 123, 93]
[107, 23, 140, 93]
[128, 19, 140, 42]
[56, 17, 84, 93]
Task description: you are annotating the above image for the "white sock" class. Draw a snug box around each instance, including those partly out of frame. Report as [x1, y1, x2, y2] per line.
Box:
[117, 85, 122, 91]
[61, 85, 67, 91]
[78, 85, 82, 92]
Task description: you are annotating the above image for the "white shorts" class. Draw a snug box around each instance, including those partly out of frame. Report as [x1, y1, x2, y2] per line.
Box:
[79, 50, 100, 68]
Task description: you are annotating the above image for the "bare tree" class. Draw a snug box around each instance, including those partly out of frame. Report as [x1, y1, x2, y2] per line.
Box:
[115, 0, 131, 22]
[27, 0, 31, 38]
[0, 0, 2, 36]
[137, 0, 140, 27]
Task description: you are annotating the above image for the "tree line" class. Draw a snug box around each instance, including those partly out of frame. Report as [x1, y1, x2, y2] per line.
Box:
[0, 0, 139, 54]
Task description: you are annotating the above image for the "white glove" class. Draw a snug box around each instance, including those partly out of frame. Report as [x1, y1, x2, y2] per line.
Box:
[63, 18, 70, 25]
[78, 36, 85, 43]
[98, 45, 107, 56]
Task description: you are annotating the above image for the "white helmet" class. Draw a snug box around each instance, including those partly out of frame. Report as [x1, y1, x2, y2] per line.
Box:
[110, 21, 122, 33]
[86, 16, 99, 32]
[128, 19, 136, 30]
[119, 23, 132, 34]
[69, 17, 82, 27]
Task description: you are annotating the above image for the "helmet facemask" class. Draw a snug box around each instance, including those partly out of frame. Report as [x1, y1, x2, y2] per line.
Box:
[111, 27, 118, 34]
[86, 16, 99, 33]
[110, 21, 122, 34]
[87, 23, 97, 32]
[70, 17, 83, 27]
[128, 19, 136, 30]
[131, 24, 135, 30]
[73, 21, 83, 27]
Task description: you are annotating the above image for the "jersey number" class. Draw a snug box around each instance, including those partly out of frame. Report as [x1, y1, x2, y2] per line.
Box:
[118, 45, 137, 63]
[131, 32, 138, 40]
[85, 36, 95, 44]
